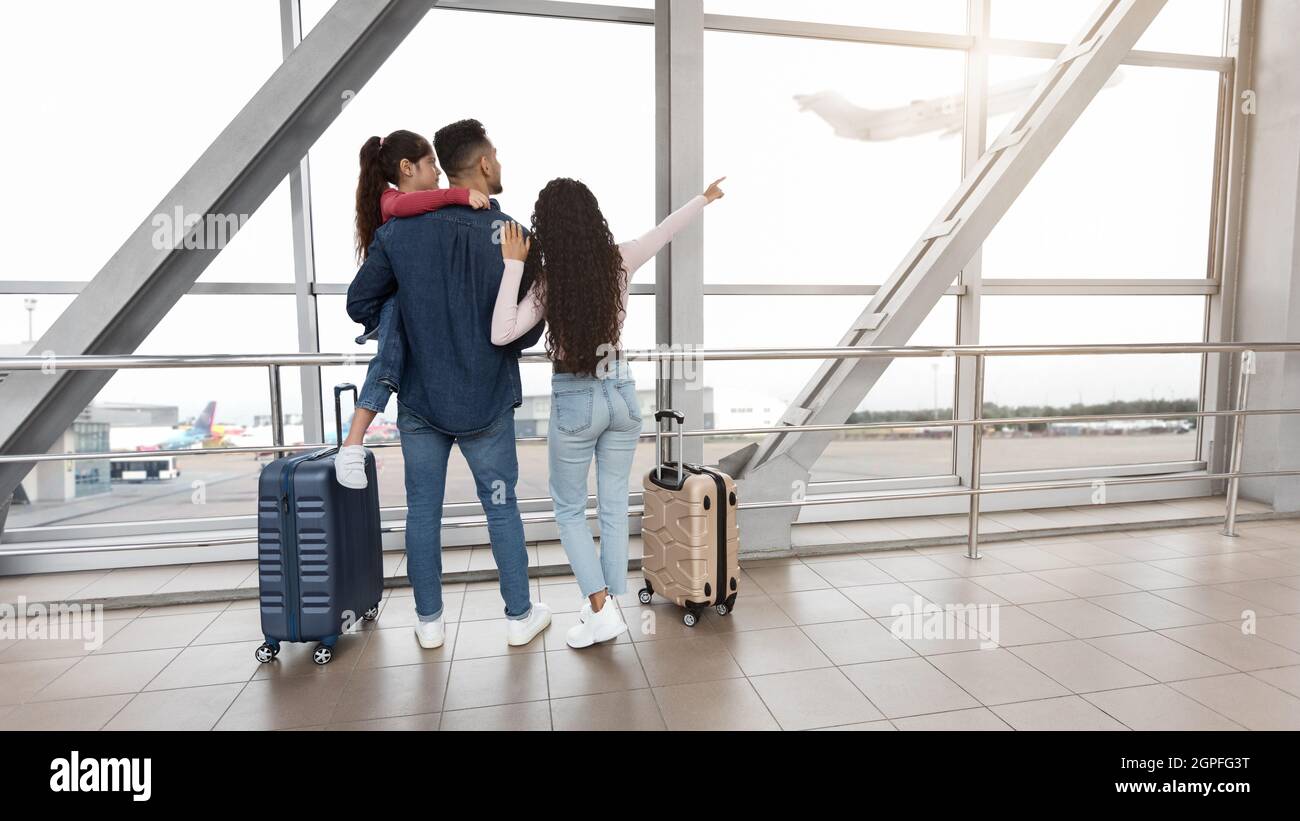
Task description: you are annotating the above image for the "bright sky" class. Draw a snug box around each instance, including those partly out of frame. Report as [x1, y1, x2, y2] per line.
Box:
[0, 0, 1225, 427]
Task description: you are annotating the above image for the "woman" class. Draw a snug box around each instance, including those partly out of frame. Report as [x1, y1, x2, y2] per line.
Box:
[492, 176, 725, 648]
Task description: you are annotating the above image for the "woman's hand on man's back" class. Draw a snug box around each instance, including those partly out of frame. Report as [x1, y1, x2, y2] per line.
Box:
[501, 220, 531, 262]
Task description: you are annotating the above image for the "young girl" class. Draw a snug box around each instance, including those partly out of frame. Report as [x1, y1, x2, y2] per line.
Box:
[334, 129, 489, 488]
[492, 176, 725, 648]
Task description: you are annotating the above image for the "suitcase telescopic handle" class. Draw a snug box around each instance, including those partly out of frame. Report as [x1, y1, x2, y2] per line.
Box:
[654, 409, 685, 481]
[334, 383, 358, 447]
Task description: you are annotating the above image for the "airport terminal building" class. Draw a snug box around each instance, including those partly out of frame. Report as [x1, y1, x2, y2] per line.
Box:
[1, 0, 1299, 737]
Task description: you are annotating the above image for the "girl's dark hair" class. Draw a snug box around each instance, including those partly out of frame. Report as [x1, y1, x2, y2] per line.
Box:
[527, 178, 626, 376]
[355, 129, 432, 261]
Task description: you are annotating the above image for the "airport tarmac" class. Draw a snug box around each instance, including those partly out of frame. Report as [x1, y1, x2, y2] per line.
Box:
[5, 433, 1199, 530]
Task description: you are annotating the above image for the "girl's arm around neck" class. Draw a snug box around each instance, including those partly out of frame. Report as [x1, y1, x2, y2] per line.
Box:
[379, 187, 472, 220]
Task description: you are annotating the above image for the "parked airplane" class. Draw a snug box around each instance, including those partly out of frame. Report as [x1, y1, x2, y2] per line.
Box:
[322, 417, 398, 445]
[794, 71, 1124, 141]
[223, 417, 395, 455]
[136, 401, 219, 451]
[225, 423, 307, 458]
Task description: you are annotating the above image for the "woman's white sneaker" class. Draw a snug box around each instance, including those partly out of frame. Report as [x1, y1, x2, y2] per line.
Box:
[506, 602, 552, 646]
[577, 589, 611, 622]
[414, 615, 445, 649]
[566, 599, 627, 648]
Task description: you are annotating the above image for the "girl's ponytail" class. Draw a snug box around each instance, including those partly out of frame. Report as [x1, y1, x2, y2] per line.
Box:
[355, 136, 386, 261]
[354, 130, 433, 261]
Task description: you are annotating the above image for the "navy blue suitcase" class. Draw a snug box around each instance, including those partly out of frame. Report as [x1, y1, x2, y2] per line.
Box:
[254, 384, 384, 665]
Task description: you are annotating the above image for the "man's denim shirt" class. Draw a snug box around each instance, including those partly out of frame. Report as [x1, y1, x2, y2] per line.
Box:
[346, 198, 544, 436]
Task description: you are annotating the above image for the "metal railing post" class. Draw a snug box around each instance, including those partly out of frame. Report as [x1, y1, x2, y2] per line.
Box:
[966, 354, 985, 559]
[1223, 349, 1255, 536]
[268, 364, 285, 460]
[655, 348, 671, 414]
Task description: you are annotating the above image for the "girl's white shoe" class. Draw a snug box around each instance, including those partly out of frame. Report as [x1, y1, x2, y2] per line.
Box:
[566, 599, 627, 648]
[334, 445, 369, 489]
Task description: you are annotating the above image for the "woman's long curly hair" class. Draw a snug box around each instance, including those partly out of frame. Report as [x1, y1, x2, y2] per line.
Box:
[527, 178, 626, 375]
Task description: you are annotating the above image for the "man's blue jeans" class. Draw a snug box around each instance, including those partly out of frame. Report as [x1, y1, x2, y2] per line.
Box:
[397, 400, 532, 622]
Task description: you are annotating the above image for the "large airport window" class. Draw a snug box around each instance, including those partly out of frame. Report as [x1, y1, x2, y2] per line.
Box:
[981, 58, 1220, 279]
[0, 0, 287, 285]
[703, 31, 965, 285]
[990, 0, 1227, 56]
[0, 1, 1243, 553]
[701, 296, 958, 481]
[305, 8, 654, 284]
[978, 295, 1206, 473]
[4, 296, 304, 531]
[194, 179, 297, 284]
[0, 295, 76, 352]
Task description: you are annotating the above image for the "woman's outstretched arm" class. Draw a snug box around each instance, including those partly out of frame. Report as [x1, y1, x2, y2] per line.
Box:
[617, 177, 725, 275]
[616, 195, 705, 275]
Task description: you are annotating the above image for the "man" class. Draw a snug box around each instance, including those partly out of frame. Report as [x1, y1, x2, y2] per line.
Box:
[347, 119, 550, 649]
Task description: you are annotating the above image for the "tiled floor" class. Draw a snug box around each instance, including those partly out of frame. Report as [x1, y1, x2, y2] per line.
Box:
[1, 514, 1299, 730]
[0, 496, 1273, 608]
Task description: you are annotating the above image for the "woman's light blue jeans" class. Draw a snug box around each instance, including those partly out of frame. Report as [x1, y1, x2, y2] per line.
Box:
[548, 360, 641, 598]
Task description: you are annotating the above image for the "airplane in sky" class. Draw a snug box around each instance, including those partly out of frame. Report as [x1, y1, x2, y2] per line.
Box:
[794, 71, 1125, 141]
[136, 400, 219, 451]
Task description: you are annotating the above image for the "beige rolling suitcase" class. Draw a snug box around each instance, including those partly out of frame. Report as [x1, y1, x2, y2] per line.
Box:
[638, 410, 740, 627]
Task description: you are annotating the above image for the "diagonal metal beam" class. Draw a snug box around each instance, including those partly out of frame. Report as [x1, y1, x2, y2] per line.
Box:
[0, 0, 430, 527]
[728, 0, 1169, 549]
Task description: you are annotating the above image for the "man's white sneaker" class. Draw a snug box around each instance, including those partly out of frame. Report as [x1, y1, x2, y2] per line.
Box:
[334, 444, 369, 489]
[566, 598, 627, 649]
[506, 602, 552, 646]
[414, 615, 445, 649]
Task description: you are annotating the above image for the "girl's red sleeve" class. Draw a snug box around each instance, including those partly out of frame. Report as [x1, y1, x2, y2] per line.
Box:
[379, 187, 472, 221]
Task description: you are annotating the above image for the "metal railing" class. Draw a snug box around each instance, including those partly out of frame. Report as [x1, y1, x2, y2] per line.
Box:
[1, 342, 1298, 561]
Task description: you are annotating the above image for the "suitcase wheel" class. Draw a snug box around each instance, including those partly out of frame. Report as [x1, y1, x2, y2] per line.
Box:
[638, 587, 653, 605]
[682, 610, 699, 628]
[362, 605, 380, 621]
[714, 603, 730, 617]
[312, 644, 334, 665]
[255, 642, 279, 664]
